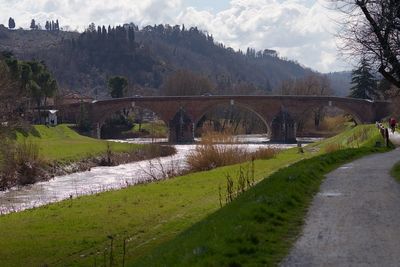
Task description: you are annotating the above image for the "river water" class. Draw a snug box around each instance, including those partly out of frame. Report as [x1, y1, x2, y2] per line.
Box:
[0, 135, 317, 215]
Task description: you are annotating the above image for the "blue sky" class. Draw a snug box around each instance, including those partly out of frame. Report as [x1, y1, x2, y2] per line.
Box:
[0, 0, 350, 72]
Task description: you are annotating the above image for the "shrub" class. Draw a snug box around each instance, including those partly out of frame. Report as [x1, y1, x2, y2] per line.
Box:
[14, 141, 44, 185]
[187, 144, 248, 171]
[0, 140, 45, 187]
[187, 131, 278, 172]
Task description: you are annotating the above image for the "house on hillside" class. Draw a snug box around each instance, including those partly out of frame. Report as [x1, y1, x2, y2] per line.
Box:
[56, 92, 94, 105]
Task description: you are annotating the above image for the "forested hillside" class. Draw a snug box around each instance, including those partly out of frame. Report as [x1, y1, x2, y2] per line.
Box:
[0, 23, 341, 97]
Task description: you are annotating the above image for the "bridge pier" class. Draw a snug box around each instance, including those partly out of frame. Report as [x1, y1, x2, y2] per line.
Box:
[168, 108, 195, 143]
[90, 122, 102, 139]
[168, 122, 194, 143]
[270, 111, 297, 143]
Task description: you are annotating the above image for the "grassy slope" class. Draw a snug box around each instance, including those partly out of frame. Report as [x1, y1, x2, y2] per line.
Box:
[132, 125, 387, 266]
[15, 124, 140, 162]
[0, 125, 383, 266]
[134, 148, 385, 267]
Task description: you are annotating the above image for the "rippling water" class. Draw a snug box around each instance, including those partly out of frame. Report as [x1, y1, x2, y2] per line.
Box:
[0, 136, 316, 215]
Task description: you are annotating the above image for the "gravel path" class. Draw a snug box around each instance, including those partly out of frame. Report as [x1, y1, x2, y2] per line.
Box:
[281, 147, 400, 267]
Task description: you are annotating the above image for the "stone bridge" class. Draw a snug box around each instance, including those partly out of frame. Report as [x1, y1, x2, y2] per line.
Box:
[59, 95, 391, 143]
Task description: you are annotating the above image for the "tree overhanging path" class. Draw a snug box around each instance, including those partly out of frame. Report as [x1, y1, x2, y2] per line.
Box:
[281, 144, 400, 266]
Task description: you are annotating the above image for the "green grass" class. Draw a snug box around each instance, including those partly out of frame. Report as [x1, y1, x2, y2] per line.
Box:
[133, 147, 387, 267]
[131, 121, 168, 137]
[391, 161, 400, 182]
[306, 124, 381, 151]
[15, 124, 141, 163]
[0, 125, 385, 266]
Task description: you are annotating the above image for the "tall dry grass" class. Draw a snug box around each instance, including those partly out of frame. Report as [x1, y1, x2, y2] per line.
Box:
[199, 130, 238, 144]
[0, 140, 45, 187]
[14, 141, 45, 185]
[324, 143, 344, 153]
[187, 131, 278, 172]
[320, 116, 351, 131]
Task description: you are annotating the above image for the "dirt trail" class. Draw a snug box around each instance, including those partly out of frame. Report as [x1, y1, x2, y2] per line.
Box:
[281, 148, 400, 267]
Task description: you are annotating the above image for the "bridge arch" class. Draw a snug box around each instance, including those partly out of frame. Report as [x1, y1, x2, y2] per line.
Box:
[293, 102, 364, 131]
[91, 101, 170, 139]
[193, 101, 271, 137]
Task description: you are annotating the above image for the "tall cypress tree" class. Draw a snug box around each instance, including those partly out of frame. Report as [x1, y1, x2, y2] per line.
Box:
[30, 19, 36, 30]
[349, 58, 378, 99]
[8, 17, 15, 29]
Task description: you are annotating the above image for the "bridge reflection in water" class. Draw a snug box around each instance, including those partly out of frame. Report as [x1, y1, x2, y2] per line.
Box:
[59, 95, 391, 144]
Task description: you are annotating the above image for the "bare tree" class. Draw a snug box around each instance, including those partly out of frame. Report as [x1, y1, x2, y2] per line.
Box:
[0, 59, 25, 127]
[332, 0, 400, 89]
[277, 73, 332, 96]
[277, 73, 333, 129]
[163, 70, 214, 96]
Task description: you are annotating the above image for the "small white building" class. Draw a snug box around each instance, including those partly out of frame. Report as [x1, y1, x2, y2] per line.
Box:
[45, 110, 58, 126]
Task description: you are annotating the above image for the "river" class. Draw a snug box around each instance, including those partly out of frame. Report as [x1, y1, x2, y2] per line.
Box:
[0, 135, 318, 215]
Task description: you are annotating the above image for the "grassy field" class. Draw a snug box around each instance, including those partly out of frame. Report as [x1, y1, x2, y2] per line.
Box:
[15, 124, 141, 163]
[131, 121, 168, 137]
[134, 147, 386, 267]
[0, 125, 385, 266]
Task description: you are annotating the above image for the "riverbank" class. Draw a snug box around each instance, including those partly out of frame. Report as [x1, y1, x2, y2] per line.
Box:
[0, 125, 385, 266]
[133, 126, 388, 267]
[0, 124, 175, 190]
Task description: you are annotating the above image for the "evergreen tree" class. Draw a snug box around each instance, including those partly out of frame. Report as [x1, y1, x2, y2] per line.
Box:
[102, 25, 107, 37]
[349, 58, 378, 99]
[108, 76, 128, 98]
[87, 22, 96, 32]
[45, 21, 50, 30]
[55, 19, 59, 31]
[30, 19, 36, 30]
[8, 17, 15, 29]
[128, 26, 135, 43]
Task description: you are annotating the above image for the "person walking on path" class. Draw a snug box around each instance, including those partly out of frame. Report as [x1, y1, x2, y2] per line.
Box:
[281, 148, 400, 267]
[389, 117, 397, 133]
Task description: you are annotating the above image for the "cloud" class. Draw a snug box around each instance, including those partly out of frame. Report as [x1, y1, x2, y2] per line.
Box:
[0, 0, 182, 30]
[0, 0, 348, 72]
[177, 0, 348, 72]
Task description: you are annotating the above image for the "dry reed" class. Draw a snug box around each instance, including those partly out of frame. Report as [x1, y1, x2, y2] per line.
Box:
[187, 131, 278, 172]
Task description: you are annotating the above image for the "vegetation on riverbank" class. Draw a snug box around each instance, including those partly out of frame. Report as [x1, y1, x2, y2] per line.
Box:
[0, 124, 175, 189]
[391, 161, 400, 181]
[0, 125, 385, 266]
[187, 131, 278, 171]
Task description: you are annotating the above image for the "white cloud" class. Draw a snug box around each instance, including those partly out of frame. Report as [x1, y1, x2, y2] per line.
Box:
[0, 0, 349, 72]
[177, 0, 348, 72]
